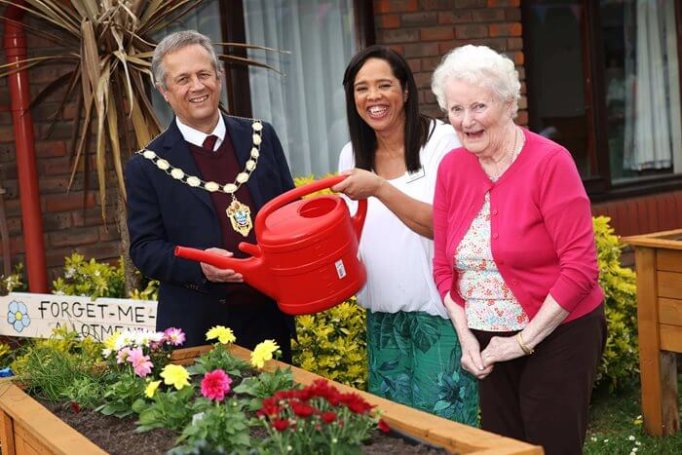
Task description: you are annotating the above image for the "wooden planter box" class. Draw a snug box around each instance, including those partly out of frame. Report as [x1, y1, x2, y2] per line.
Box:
[0, 345, 543, 455]
[625, 228, 682, 436]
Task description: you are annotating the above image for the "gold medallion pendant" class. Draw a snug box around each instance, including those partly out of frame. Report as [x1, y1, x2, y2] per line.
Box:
[226, 198, 253, 237]
[138, 120, 263, 239]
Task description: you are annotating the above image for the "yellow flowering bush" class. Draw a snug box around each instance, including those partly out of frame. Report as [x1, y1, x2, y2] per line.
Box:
[52, 253, 124, 299]
[293, 298, 368, 389]
[0, 342, 10, 359]
[0, 263, 25, 295]
[10, 326, 101, 380]
[593, 216, 638, 390]
[128, 278, 159, 301]
[293, 174, 337, 198]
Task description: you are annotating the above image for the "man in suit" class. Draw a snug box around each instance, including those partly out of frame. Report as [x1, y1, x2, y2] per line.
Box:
[125, 30, 295, 359]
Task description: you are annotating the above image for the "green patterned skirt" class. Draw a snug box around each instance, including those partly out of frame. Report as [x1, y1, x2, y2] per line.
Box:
[366, 310, 479, 426]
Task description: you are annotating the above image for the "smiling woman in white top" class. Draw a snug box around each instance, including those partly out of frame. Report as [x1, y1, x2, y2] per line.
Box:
[332, 45, 478, 425]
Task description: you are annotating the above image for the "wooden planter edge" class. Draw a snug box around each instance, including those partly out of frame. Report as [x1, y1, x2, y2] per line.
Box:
[0, 381, 106, 455]
[0, 345, 543, 455]
[623, 228, 682, 250]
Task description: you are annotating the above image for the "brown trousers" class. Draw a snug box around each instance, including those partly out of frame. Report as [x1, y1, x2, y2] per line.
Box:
[473, 305, 606, 455]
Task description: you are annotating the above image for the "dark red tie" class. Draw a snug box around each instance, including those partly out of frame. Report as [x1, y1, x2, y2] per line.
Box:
[202, 134, 218, 151]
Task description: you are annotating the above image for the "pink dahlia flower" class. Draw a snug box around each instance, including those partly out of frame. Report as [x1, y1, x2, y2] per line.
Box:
[163, 327, 186, 346]
[126, 347, 153, 378]
[200, 369, 232, 402]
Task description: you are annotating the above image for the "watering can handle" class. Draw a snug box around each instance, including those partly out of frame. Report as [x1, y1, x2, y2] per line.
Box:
[256, 175, 368, 240]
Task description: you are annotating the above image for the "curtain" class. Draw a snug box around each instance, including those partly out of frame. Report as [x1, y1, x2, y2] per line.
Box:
[623, 0, 681, 172]
[244, 0, 357, 177]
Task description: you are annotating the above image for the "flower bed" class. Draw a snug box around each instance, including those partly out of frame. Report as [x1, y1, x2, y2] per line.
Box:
[1, 341, 542, 455]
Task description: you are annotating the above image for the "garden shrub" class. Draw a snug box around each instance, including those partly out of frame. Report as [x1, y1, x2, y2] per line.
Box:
[129, 278, 160, 301]
[10, 326, 103, 399]
[292, 298, 368, 390]
[52, 252, 125, 298]
[0, 341, 11, 362]
[0, 263, 26, 295]
[593, 216, 638, 391]
[293, 174, 336, 197]
[51, 252, 159, 300]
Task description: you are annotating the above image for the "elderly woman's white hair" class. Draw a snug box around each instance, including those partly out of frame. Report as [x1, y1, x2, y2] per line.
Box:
[431, 45, 521, 118]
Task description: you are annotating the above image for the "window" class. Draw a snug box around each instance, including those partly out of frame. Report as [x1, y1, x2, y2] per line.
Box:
[242, 0, 359, 177]
[523, 0, 682, 197]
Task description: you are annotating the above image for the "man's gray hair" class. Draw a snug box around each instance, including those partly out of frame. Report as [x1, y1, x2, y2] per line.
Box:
[152, 30, 221, 89]
[431, 45, 521, 118]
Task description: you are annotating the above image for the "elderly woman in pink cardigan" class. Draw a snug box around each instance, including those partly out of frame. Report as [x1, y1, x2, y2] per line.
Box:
[430, 44, 606, 455]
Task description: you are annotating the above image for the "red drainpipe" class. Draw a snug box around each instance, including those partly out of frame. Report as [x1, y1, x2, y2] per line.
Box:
[3, 0, 49, 292]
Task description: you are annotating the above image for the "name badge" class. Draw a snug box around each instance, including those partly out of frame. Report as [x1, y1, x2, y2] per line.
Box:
[406, 167, 425, 183]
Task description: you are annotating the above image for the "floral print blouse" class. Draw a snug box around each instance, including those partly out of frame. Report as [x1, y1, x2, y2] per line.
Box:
[454, 192, 529, 331]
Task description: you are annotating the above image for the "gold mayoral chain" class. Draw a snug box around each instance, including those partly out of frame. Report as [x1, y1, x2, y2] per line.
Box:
[137, 120, 263, 237]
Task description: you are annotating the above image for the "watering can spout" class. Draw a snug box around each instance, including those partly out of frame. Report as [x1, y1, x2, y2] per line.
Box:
[174, 245, 278, 299]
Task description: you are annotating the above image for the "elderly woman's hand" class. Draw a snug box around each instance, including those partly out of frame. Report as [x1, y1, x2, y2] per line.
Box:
[458, 329, 494, 380]
[480, 335, 526, 365]
[332, 168, 385, 200]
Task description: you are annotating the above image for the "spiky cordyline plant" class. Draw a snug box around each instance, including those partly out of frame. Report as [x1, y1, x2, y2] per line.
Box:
[0, 0, 279, 219]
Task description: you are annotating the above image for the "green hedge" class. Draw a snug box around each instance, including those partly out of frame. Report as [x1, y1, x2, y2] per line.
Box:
[593, 216, 638, 390]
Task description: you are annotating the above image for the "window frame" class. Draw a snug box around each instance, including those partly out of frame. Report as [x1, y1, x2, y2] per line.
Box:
[522, 0, 682, 202]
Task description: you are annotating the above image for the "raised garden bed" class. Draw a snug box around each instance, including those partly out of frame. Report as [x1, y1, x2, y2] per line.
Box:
[0, 345, 542, 455]
[625, 228, 682, 436]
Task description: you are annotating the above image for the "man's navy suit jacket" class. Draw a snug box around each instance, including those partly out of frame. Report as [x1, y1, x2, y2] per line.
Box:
[125, 115, 295, 346]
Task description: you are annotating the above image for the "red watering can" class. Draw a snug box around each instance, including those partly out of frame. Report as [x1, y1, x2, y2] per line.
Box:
[175, 175, 367, 315]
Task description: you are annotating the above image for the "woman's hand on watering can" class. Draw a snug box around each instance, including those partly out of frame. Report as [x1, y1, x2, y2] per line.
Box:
[200, 248, 244, 283]
[332, 168, 385, 200]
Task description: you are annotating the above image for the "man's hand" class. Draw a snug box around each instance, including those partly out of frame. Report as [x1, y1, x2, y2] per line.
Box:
[200, 247, 244, 283]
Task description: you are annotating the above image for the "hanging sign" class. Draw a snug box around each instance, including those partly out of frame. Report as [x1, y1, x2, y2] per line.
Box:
[0, 292, 158, 341]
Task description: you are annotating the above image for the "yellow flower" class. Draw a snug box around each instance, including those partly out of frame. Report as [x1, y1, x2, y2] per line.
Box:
[160, 364, 190, 390]
[102, 331, 121, 351]
[145, 380, 161, 398]
[206, 326, 236, 345]
[251, 339, 280, 369]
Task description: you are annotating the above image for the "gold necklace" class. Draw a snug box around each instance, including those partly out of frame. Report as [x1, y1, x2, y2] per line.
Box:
[137, 120, 263, 237]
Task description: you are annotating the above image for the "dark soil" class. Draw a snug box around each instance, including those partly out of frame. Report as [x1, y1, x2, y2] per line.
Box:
[39, 399, 452, 454]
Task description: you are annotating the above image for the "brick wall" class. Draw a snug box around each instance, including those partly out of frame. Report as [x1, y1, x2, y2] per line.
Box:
[0, 19, 122, 284]
[372, 0, 526, 123]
